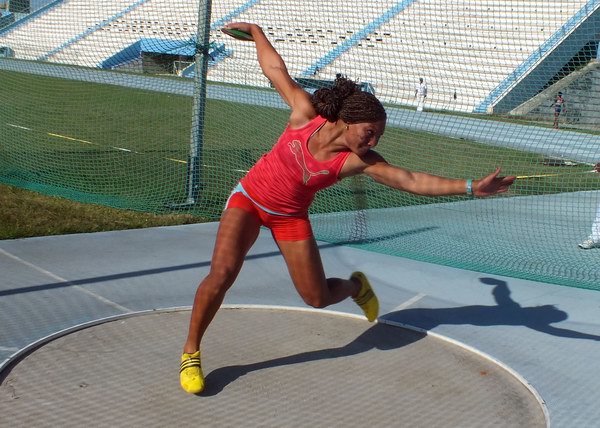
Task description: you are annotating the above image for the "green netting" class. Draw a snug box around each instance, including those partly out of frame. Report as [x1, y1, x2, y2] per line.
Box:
[1, 1, 600, 289]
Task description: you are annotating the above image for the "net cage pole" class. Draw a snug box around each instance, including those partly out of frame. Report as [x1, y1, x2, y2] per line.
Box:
[170, 0, 212, 208]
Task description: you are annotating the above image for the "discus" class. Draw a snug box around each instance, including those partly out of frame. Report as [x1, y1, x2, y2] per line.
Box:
[221, 28, 254, 41]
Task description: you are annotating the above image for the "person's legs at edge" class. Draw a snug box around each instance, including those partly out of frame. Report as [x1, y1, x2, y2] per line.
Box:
[579, 202, 600, 249]
[180, 207, 261, 394]
[592, 203, 600, 242]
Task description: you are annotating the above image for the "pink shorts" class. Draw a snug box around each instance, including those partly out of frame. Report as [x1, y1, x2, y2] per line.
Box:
[225, 189, 313, 242]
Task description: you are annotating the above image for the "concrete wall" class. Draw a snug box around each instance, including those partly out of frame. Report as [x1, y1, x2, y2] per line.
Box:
[514, 61, 600, 130]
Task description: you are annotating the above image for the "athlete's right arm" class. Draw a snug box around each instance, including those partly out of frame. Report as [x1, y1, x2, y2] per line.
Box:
[224, 23, 315, 125]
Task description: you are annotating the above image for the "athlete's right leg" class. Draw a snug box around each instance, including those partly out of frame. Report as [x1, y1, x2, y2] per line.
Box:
[180, 207, 261, 393]
[184, 207, 261, 352]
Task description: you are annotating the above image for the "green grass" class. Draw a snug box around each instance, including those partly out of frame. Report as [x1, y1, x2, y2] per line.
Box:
[1, 68, 599, 239]
[0, 182, 206, 240]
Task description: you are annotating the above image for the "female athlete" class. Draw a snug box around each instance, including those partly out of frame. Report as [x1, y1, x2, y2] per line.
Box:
[180, 22, 516, 394]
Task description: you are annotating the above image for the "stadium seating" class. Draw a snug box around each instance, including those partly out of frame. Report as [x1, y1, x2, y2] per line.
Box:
[0, 0, 593, 112]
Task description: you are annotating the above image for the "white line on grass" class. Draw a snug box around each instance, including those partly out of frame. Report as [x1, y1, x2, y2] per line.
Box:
[112, 147, 135, 153]
[166, 157, 186, 164]
[7, 123, 31, 130]
[0, 248, 131, 313]
[164, 158, 248, 173]
[47, 132, 96, 145]
[6, 122, 247, 172]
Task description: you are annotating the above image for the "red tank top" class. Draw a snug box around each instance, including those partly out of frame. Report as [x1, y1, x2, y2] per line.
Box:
[240, 116, 351, 216]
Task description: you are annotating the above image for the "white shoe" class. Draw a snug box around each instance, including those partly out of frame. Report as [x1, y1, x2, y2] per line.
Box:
[578, 238, 600, 249]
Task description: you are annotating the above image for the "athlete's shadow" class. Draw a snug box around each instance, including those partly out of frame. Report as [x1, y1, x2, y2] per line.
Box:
[383, 277, 600, 341]
[203, 277, 599, 395]
[202, 321, 424, 396]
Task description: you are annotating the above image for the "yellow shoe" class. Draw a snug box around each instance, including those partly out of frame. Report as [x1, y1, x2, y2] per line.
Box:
[180, 351, 204, 394]
[351, 271, 379, 322]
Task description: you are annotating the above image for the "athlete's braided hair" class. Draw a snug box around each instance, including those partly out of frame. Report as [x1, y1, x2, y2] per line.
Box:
[311, 75, 386, 123]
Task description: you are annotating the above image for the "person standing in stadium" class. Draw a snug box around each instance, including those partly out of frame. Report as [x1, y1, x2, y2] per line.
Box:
[415, 77, 427, 112]
[551, 91, 566, 129]
[578, 201, 600, 249]
[579, 164, 600, 249]
[179, 22, 516, 394]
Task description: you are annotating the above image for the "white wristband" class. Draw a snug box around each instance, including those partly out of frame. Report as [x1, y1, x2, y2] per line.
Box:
[466, 179, 474, 197]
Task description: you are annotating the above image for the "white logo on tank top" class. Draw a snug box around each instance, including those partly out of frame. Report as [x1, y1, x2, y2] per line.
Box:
[288, 140, 329, 185]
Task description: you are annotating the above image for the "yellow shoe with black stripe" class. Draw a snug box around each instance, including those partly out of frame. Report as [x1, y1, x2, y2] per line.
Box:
[351, 271, 379, 322]
[180, 351, 204, 394]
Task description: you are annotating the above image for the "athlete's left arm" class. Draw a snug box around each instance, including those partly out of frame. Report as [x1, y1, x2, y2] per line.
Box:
[356, 151, 515, 197]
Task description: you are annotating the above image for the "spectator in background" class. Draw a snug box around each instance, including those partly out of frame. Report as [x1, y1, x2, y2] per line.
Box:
[415, 78, 427, 112]
[579, 164, 600, 249]
[578, 202, 600, 249]
[551, 92, 566, 129]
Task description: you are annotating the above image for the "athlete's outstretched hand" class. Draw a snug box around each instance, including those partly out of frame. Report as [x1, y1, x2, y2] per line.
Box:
[474, 167, 516, 197]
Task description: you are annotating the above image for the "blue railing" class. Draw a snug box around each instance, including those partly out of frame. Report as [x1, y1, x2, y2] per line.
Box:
[301, 0, 418, 77]
[0, 0, 64, 36]
[38, 0, 150, 61]
[0, 11, 14, 29]
[209, 0, 263, 31]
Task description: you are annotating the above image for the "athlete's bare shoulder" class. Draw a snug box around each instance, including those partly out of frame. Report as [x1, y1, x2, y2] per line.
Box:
[339, 150, 387, 179]
[288, 91, 318, 129]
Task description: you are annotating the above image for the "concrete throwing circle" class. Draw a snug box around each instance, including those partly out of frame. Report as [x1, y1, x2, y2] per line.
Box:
[0, 308, 545, 427]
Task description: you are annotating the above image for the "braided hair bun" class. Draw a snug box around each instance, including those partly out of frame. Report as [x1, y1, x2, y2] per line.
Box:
[311, 75, 386, 123]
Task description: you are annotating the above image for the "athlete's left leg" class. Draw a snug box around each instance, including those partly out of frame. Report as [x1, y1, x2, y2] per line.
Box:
[276, 237, 359, 308]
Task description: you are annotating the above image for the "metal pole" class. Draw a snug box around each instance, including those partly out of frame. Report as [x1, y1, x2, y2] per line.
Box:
[178, 0, 212, 207]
